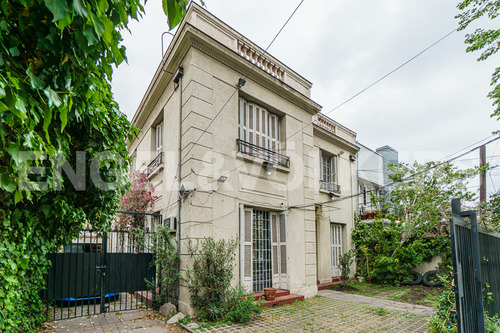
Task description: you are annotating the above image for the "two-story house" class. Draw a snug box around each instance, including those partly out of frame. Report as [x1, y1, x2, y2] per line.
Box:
[129, 3, 358, 314]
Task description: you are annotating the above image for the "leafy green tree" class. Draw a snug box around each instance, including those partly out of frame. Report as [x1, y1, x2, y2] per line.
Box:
[353, 162, 478, 284]
[0, 1, 188, 331]
[388, 161, 477, 252]
[456, 0, 500, 120]
[478, 191, 500, 231]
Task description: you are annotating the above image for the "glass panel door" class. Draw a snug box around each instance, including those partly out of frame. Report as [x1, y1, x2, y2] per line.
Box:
[252, 210, 272, 292]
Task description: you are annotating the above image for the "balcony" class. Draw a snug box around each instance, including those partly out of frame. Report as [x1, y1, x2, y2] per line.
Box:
[147, 152, 163, 177]
[237, 139, 290, 168]
[320, 180, 341, 195]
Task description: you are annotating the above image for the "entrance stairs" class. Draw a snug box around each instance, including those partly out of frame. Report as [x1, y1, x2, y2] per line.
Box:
[317, 277, 341, 291]
[253, 289, 304, 308]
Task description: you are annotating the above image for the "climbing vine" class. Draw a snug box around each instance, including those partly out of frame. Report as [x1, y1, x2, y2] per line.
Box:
[0, 1, 189, 331]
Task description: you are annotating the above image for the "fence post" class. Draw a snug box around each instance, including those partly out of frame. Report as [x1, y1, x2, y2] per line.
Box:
[99, 232, 108, 314]
[470, 211, 486, 331]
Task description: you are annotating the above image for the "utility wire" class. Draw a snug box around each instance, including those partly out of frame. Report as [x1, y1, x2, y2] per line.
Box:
[179, 0, 305, 165]
[169, 22, 469, 203]
[290, 135, 500, 209]
[238, 27, 461, 170]
[324, 28, 457, 115]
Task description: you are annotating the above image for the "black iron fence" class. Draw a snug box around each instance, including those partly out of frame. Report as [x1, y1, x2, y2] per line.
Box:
[41, 210, 180, 321]
[450, 199, 500, 333]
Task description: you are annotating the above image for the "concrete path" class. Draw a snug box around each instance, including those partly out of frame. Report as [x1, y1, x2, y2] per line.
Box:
[42, 309, 181, 333]
[318, 289, 436, 317]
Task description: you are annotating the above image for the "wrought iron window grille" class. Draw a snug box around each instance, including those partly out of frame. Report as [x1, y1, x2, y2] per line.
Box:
[147, 152, 163, 176]
[237, 139, 290, 168]
[320, 180, 341, 195]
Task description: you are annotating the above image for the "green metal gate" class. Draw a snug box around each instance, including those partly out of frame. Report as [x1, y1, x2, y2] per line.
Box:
[451, 199, 500, 333]
[42, 223, 158, 320]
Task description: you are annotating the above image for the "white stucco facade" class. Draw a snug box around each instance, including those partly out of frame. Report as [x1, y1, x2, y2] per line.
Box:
[128, 3, 358, 314]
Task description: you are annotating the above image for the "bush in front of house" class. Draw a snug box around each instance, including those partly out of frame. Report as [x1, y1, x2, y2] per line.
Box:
[352, 219, 451, 285]
[185, 237, 263, 324]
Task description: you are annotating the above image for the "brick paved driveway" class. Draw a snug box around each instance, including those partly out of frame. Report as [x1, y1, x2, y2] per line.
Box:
[194, 296, 430, 333]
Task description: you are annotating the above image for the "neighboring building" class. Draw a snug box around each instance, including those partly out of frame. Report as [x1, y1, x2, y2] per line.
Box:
[129, 3, 358, 314]
[357, 144, 398, 217]
[312, 114, 359, 280]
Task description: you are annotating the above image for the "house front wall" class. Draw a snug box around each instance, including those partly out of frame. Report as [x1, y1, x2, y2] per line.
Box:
[129, 3, 361, 316]
[313, 127, 358, 284]
[174, 45, 320, 314]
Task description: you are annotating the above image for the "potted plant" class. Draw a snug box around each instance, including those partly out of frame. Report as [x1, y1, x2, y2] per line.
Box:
[264, 287, 276, 301]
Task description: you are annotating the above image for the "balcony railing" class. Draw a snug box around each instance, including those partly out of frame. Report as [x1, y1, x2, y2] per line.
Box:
[237, 139, 290, 168]
[147, 152, 163, 177]
[320, 180, 341, 195]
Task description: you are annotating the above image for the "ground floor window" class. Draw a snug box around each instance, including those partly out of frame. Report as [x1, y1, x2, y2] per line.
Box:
[330, 224, 343, 277]
[240, 206, 288, 292]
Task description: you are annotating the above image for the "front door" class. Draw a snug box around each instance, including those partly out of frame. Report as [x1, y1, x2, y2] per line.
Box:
[252, 210, 272, 292]
[240, 206, 288, 292]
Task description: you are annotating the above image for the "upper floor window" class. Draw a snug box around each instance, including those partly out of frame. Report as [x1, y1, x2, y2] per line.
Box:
[155, 122, 163, 156]
[148, 121, 163, 177]
[238, 97, 290, 168]
[320, 151, 340, 194]
[239, 97, 280, 152]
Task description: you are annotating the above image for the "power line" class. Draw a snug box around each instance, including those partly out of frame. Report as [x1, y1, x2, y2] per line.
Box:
[290, 136, 500, 209]
[323, 28, 456, 116]
[235, 27, 461, 170]
[179, 0, 305, 165]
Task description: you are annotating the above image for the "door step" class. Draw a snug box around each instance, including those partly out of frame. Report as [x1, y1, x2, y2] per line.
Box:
[317, 277, 341, 291]
[253, 289, 304, 308]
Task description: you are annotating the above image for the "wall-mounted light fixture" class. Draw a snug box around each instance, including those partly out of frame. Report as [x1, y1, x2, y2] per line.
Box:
[217, 175, 228, 183]
[263, 160, 274, 176]
[237, 78, 246, 88]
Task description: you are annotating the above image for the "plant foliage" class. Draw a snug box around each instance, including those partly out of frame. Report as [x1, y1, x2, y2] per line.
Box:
[185, 237, 246, 322]
[456, 0, 500, 121]
[339, 249, 355, 285]
[133, 225, 179, 309]
[118, 170, 158, 229]
[353, 161, 477, 284]
[0, 1, 188, 331]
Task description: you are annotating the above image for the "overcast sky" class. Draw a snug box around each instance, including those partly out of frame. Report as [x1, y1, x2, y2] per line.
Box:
[112, 0, 500, 193]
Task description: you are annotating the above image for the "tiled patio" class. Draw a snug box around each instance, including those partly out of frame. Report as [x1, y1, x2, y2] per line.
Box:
[194, 295, 430, 333]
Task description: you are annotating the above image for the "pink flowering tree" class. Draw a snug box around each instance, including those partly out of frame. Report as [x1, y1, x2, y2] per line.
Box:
[117, 170, 158, 229]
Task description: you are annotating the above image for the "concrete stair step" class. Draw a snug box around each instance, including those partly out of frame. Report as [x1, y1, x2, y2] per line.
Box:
[262, 294, 304, 308]
[254, 289, 290, 301]
[317, 277, 341, 291]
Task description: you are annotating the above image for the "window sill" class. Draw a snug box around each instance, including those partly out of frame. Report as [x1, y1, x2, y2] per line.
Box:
[236, 152, 290, 174]
[320, 188, 341, 197]
[148, 163, 164, 179]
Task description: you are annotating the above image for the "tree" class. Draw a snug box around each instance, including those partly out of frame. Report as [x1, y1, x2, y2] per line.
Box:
[388, 161, 477, 249]
[117, 170, 158, 229]
[456, 0, 500, 120]
[0, 1, 189, 331]
[353, 161, 479, 284]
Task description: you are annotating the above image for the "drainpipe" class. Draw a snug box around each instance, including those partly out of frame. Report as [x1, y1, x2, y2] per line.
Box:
[173, 66, 184, 304]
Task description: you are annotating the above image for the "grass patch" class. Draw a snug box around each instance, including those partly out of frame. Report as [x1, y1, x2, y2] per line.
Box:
[387, 289, 411, 301]
[329, 280, 399, 296]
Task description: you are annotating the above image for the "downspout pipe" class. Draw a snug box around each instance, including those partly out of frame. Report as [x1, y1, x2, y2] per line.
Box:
[173, 66, 184, 304]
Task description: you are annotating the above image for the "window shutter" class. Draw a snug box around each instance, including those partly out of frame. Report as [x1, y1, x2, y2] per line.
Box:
[240, 205, 253, 291]
[279, 211, 289, 289]
[271, 213, 279, 288]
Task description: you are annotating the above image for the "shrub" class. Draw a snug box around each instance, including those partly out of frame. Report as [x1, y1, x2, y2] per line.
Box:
[132, 225, 179, 309]
[185, 237, 239, 321]
[225, 286, 264, 324]
[339, 249, 355, 285]
[352, 219, 450, 285]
